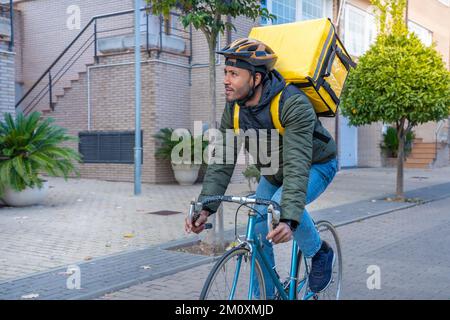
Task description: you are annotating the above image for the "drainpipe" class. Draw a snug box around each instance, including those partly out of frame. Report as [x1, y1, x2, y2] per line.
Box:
[335, 0, 346, 171]
[134, 0, 142, 195]
[405, 0, 409, 26]
[8, 0, 13, 52]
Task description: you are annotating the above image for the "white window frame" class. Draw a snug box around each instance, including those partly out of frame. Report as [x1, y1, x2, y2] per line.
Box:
[408, 20, 433, 47]
[262, 0, 333, 25]
[299, 0, 333, 21]
[344, 4, 377, 57]
[437, 0, 450, 7]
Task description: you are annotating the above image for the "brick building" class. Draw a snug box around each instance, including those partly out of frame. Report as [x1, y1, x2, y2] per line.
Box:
[5, 0, 450, 184]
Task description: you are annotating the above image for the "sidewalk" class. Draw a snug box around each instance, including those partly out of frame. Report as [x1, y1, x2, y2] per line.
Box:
[0, 166, 450, 299]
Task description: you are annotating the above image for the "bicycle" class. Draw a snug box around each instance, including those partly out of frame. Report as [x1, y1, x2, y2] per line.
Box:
[188, 195, 342, 300]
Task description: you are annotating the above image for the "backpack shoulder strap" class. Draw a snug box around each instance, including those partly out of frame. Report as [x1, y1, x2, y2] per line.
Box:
[233, 103, 240, 135]
[271, 83, 331, 143]
[270, 83, 291, 135]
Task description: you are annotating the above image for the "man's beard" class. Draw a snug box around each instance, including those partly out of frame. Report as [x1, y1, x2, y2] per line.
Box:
[226, 81, 253, 103]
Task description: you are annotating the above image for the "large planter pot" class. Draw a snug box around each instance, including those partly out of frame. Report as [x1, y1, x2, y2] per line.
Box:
[171, 163, 201, 185]
[1, 181, 49, 207]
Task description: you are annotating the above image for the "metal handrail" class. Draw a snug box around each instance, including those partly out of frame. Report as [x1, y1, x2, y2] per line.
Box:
[21, 33, 95, 114]
[16, 6, 191, 113]
[434, 120, 448, 162]
[23, 38, 95, 114]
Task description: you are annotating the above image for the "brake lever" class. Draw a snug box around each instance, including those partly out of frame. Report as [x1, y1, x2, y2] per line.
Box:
[189, 200, 212, 230]
[267, 204, 281, 243]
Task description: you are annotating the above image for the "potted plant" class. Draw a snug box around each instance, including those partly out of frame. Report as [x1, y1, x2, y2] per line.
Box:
[242, 164, 261, 192]
[380, 126, 415, 167]
[154, 128, 209, 185]
[0, 112, 81, 206]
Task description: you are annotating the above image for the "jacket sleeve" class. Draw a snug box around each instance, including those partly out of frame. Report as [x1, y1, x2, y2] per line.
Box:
[198, 105, 241, 213]
[279, 94, 316, 224]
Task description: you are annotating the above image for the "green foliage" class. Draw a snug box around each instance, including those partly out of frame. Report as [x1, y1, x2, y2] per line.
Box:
[242, 164, 260, 191]
[341, 31, 450, 127]
[341, 1, 450, 127]
[146, 0, 275, 39]
[380, 127, 415, 158]
[242, 164, 260, 182]
[0, 112, 81, 196]
[371, 0, 408, 37]
[154, 128, 209, 164]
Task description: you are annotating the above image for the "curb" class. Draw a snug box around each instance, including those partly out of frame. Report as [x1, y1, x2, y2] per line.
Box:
[334, 192, 450, 228]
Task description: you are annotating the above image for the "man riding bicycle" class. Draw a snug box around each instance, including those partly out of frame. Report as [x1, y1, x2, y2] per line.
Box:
[185, 38, 338, 298]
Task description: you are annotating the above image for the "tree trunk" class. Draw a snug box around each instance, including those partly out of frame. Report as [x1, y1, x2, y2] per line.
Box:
[208, 36, 217, 131]
[396, 118, 406, 200]
[203, 33, 225, 248]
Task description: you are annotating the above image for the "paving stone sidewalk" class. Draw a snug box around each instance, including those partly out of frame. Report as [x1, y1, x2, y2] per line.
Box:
[1, 179, 449, 300]
[1, 167, 450, 282]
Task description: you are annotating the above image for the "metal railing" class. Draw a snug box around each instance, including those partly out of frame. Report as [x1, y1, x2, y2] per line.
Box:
[15, 6, 191, 115]
[434, 120, 448, 162]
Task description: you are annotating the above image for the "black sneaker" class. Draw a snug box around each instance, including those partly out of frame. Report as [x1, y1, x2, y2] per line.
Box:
[309, 241, 335, 293]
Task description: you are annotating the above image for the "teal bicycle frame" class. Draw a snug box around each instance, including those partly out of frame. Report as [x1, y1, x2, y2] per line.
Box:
[192, 195, 325, 300]
[229, 213, 316, 300]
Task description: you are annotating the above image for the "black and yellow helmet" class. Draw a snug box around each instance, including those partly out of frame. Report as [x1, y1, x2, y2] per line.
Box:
[217, 38, 278, 74]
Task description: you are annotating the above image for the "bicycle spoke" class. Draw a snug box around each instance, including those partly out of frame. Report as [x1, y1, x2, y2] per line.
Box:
[201, 248, 265, 300]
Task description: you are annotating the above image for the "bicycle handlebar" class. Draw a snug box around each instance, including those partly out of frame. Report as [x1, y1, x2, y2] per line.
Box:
[188, 195, 281, 234]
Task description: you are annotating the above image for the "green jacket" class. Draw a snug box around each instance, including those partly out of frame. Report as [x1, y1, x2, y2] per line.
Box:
[198, 70, 337, 224]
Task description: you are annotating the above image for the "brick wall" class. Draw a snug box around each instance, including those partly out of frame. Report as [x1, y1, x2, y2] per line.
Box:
[14, 0, 134, 114]
[14, 0, 132, 91]
[40, 48, 191, 184]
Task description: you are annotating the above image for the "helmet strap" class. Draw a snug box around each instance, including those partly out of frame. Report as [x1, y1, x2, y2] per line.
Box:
[236, 69, 258, 106]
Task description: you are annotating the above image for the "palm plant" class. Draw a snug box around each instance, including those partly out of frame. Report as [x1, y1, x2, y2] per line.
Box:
[0, 112, 81, 197]
[154, 128, 209, 164]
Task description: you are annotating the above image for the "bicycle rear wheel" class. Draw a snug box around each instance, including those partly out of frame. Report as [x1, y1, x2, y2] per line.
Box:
[295, 220, 342, 300]
[200, 246, 266, 300]
[314, 220, 342, 300]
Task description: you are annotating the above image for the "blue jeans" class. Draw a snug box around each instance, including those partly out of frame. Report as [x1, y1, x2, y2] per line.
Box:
[252, 158, 338, 299]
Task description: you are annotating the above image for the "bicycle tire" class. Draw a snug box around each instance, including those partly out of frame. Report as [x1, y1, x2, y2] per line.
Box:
[200, 246, 266, 300]
[297, 220, 342, 300]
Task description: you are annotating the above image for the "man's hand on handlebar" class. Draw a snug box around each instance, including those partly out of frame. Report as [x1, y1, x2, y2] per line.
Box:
[266, 222, 293, 244]
[185, 209, 210, 234]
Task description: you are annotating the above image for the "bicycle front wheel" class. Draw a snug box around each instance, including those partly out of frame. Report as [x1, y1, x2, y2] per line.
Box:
[200, 246, 266, 300]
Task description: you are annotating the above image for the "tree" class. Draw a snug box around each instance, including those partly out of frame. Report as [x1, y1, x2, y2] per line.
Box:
[146, 1, 274, 246]
[340, 0, 450, 200]
[146, 1, 273, 130]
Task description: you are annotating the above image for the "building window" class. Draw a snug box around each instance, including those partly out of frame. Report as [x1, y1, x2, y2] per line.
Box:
[272, 0, 296, 24]
[344, 4, 377, 57]
[408, 20, 433, 47]
[261, 0, 332, 25]
[302, 0, 324, 20]
[140, 0, 176, 34]
[79, 131, 143, 164]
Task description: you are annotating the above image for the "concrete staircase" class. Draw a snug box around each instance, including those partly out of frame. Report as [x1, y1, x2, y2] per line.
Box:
[41, 57, 95, 115]
[405, 138, 436, 169]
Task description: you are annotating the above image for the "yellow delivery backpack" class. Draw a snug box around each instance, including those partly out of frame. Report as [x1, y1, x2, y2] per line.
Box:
[249, 18, 356, 118]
